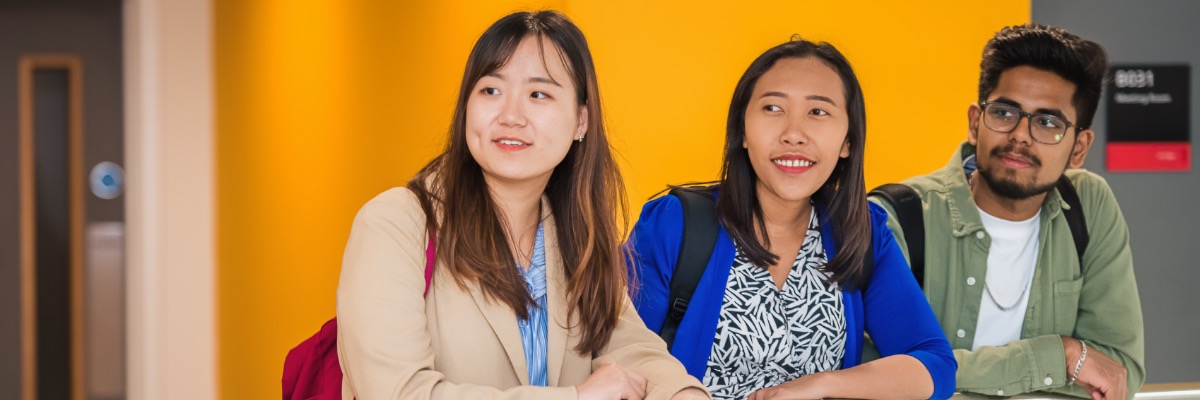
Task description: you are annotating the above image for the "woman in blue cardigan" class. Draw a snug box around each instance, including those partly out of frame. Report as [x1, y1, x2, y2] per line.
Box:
[627, 39, 956, 400]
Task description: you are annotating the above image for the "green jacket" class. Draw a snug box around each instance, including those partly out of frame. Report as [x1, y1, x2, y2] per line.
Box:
[868, 142, 1145, 398]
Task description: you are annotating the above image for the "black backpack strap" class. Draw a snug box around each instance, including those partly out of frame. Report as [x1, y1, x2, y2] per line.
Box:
[660, 187, 719, 350]
[1055, 176, 1090, 264]
[868, 183, 925, 288]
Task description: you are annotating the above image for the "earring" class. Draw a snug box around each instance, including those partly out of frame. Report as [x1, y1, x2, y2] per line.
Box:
[574, 134, 585, 142]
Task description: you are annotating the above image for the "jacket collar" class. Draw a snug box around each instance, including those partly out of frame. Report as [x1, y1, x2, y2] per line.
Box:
[932, 141, 1067, 238]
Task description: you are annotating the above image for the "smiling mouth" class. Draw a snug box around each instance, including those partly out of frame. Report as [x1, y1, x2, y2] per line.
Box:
[771, 156, 815, 173]
[495, 138, 530, 149]
[773, 159, 814, 168]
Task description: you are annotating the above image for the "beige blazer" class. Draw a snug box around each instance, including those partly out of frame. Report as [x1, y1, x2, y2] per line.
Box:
[337, 188, 705, 400]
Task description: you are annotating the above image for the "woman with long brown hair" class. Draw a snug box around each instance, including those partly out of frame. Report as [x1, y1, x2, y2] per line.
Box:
[336, 10, 707, 400]
[627, 38, 956, 400]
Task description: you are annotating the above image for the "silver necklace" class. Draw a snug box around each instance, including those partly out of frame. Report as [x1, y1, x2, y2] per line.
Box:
[972, 170, 1034, 311]
[983, 273, 1034, 311]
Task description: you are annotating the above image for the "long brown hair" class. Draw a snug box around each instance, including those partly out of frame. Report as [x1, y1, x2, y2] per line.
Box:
[716, 39, 871, 290]
[407, 10, 628, 355]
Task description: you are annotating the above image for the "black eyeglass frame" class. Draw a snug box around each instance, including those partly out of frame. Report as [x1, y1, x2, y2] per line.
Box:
[977, 101, 1083, 145]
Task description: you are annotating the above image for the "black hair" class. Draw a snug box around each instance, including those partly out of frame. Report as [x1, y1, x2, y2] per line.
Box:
[979, 23, 1109, 129]
[715, 38, 870, 289]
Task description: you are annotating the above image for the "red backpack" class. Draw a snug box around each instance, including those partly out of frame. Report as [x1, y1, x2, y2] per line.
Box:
[282, 235, 437, 400]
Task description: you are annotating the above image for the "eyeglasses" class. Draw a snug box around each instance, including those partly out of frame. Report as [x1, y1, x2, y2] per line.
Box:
[978, 101, 1081, 145]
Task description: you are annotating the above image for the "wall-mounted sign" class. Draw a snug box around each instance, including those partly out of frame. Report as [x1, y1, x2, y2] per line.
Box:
[1105, 64, 1191, 172]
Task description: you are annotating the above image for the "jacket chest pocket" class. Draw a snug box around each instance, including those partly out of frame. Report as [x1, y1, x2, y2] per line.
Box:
[1052, 276, 1084, 333]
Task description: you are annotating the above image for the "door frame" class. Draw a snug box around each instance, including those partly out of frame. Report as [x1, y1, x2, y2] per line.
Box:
[18, 54, 86, 400]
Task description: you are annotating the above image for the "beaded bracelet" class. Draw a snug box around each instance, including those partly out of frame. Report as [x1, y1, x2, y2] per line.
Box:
[1068, 339, 1088, 385]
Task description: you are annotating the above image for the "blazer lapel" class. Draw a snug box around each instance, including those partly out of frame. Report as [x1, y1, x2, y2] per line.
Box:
[542, 209, 571, 386]
[467, 278, 530, 385]
[465, 197, 568, 387]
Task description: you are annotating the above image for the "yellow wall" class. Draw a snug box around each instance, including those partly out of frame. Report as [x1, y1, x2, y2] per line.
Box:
[216, 2, 1028, 398]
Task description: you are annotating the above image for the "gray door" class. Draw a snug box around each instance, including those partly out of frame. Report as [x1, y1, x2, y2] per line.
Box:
[1, 1, 126, 399]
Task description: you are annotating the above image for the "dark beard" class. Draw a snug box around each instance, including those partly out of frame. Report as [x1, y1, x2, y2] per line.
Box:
[976, 144, 1058, 200]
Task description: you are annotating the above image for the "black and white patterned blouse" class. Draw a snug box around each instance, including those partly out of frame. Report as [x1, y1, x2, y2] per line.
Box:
[702, 211, 846, 400]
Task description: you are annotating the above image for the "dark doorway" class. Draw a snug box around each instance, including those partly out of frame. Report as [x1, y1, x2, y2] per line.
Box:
[2, 1, 126, 399]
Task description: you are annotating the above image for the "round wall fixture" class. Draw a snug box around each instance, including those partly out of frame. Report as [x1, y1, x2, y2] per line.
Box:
[90, 161, 125, 200]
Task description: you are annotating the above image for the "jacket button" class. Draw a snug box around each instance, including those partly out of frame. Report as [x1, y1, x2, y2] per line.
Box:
[976, 231, 986, 239]
[998, 389, 1005, 395]
[967, 277, 977, 286]
[1045, 377, 1054, 385]
[957, 329, 966, 338]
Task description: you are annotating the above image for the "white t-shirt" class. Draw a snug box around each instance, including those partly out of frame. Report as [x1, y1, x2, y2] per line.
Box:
[972, 207, 1041, 350]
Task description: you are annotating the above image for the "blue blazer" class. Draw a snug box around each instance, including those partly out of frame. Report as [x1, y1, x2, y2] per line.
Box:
[626, 192, 957, 399]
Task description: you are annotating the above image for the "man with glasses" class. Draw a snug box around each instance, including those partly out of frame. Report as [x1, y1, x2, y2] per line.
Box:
[869, 24, 1144, 399]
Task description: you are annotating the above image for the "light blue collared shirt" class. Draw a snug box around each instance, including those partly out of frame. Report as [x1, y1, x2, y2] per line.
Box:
[516, 223, 548, 386]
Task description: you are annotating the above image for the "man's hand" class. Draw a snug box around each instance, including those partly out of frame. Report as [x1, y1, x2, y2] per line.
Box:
[1063, 337, 1128, 400]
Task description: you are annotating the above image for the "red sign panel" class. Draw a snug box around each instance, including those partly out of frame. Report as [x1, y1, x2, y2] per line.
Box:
[1107, 142, 1191, 172]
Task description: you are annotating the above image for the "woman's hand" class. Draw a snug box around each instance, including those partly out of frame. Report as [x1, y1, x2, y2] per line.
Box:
[746, 373, 829, 400]
[670, 387, 710, 400]
[577, 363, 648, 400]
[749, 355, 933, 399]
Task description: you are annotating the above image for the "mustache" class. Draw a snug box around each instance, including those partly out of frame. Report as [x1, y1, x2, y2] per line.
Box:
[990, 144, 1042, 167]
